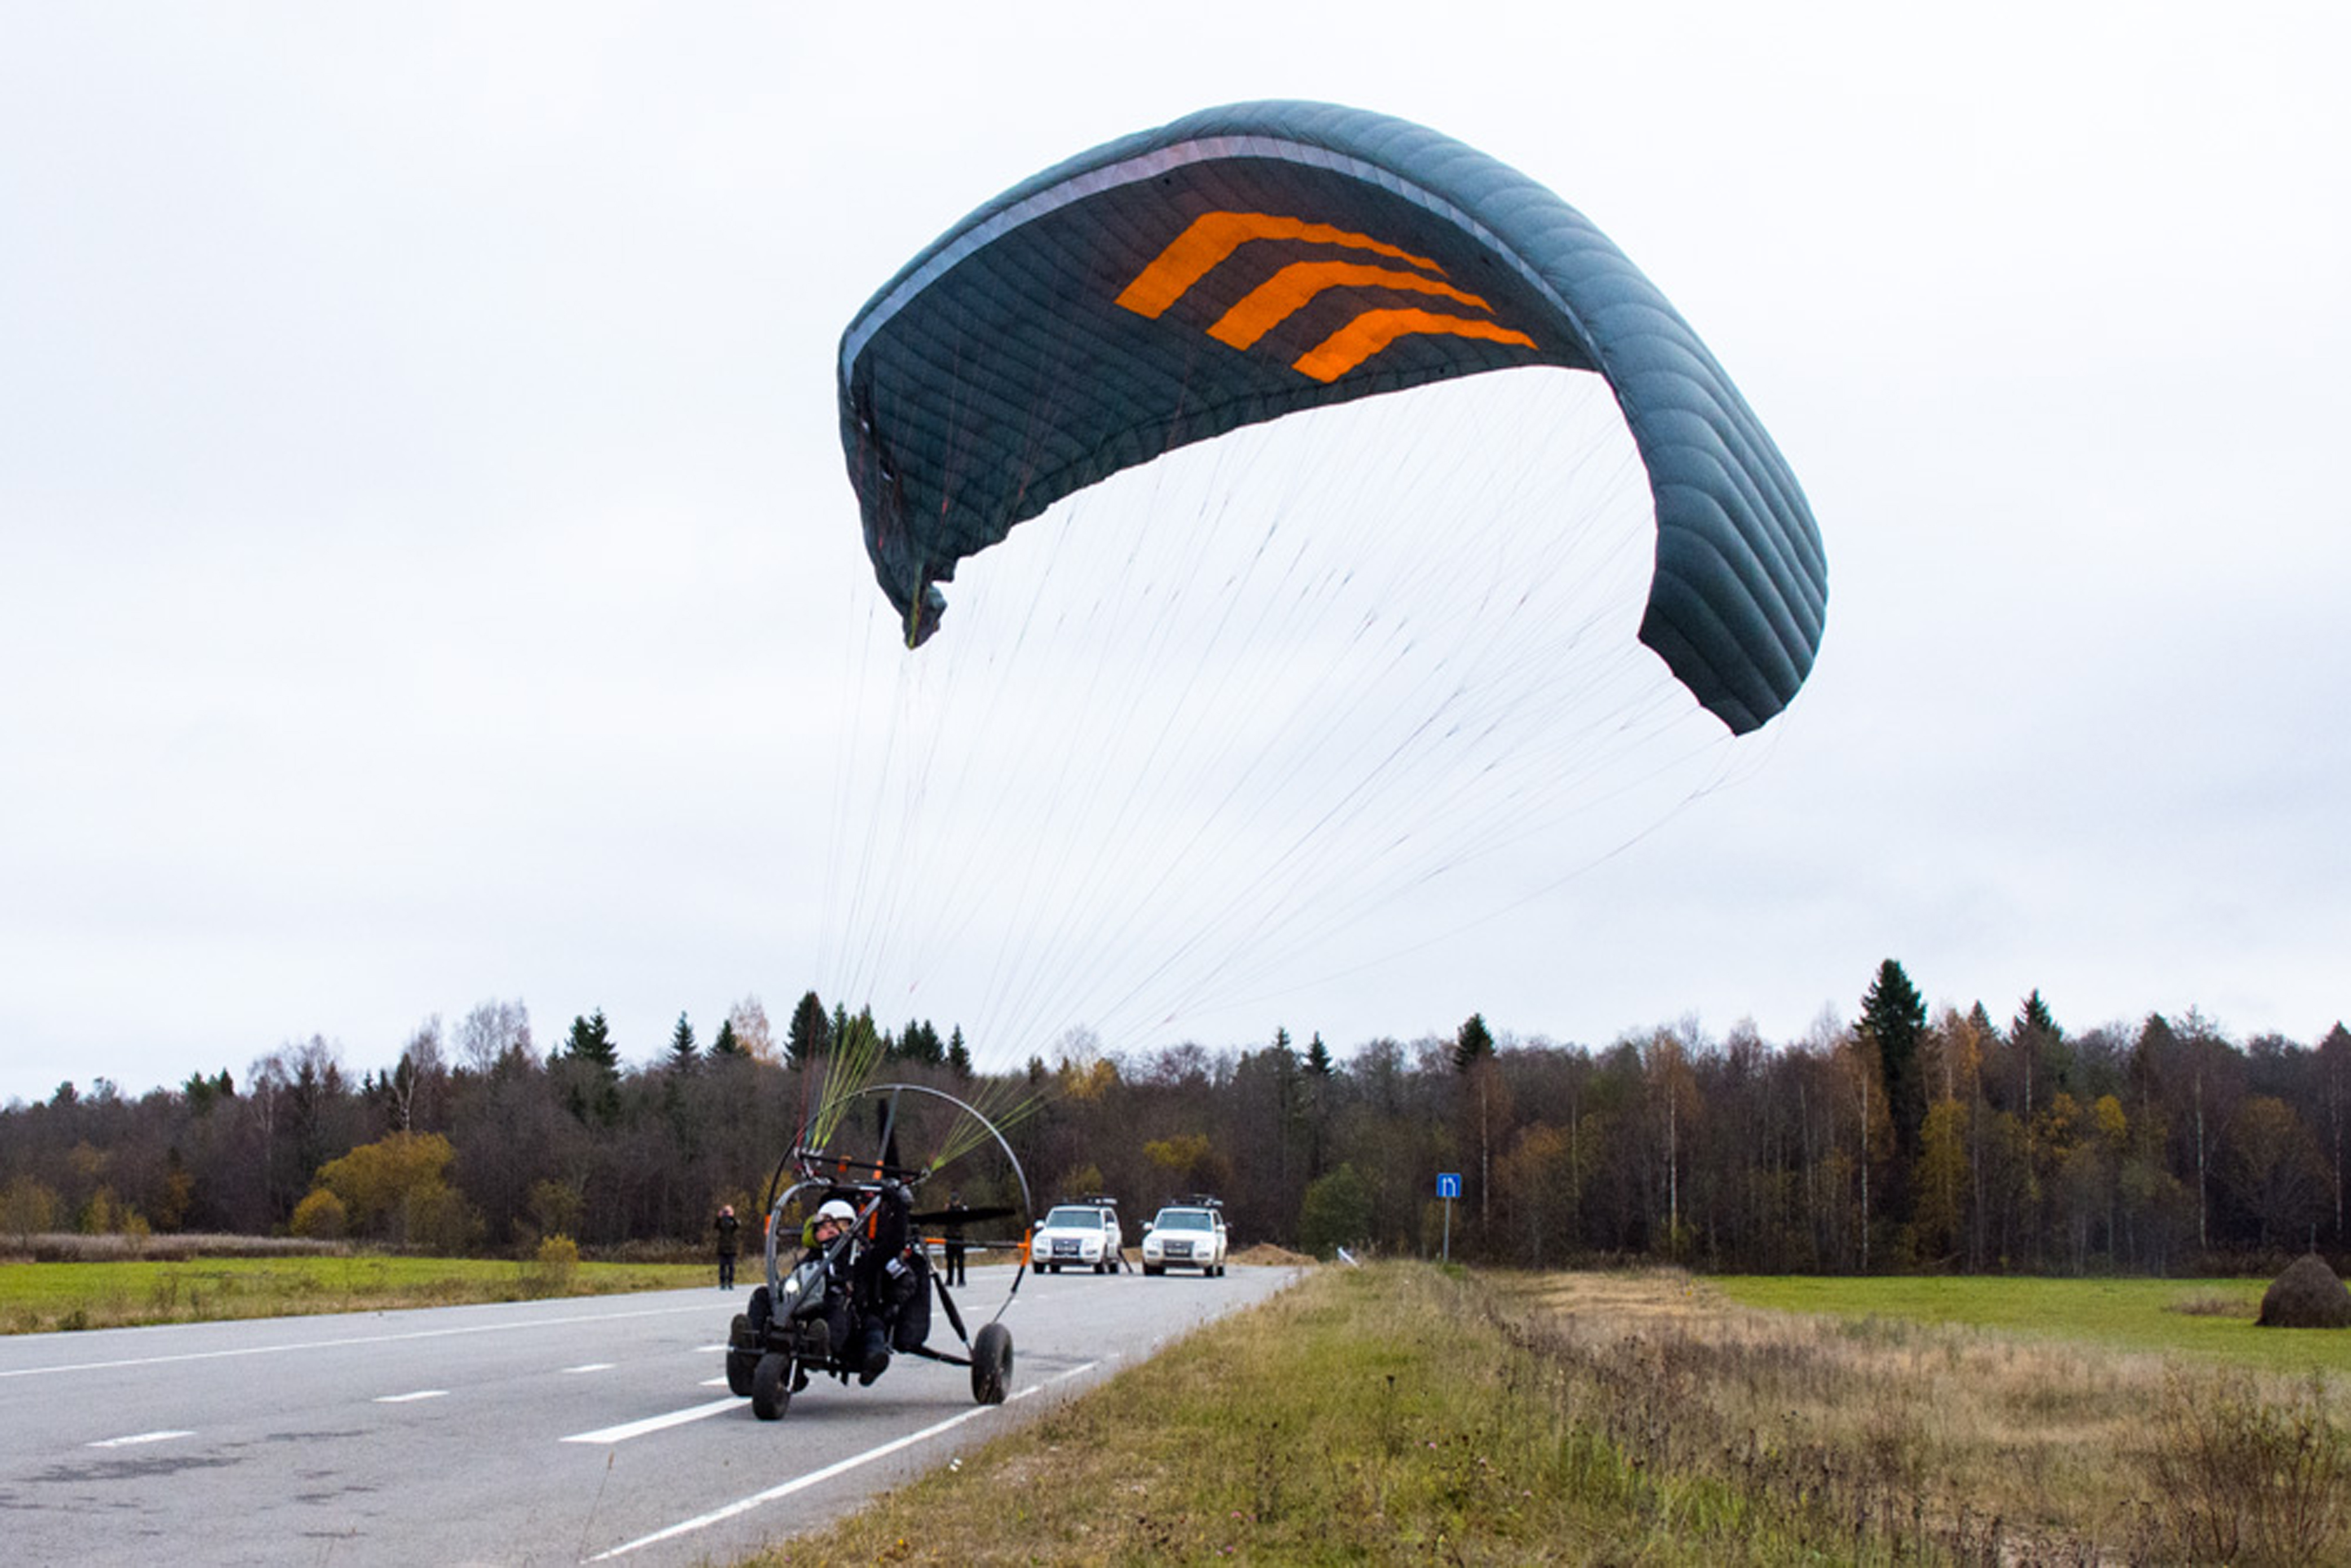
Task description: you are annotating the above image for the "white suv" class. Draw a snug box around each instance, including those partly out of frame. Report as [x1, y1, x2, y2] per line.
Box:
[1030, 1200, 1124, 1274]
[1141, 1202, 1228, 1276]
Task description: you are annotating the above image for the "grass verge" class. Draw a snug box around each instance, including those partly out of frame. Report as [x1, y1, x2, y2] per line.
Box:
[739, 1264, 2351, 1567]
[0, 1251, 705, 1333]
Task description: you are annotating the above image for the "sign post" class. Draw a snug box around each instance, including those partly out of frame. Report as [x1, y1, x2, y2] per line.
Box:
[1436, 1172, 1461, 1262]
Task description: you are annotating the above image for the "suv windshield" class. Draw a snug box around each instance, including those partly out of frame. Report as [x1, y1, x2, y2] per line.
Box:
[1044, 1206, 1106, 1228]
[1155, 1211, 1212, 1231]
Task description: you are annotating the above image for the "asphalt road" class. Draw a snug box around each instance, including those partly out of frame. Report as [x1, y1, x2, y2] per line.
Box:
[0, 1262, 1299, 1566]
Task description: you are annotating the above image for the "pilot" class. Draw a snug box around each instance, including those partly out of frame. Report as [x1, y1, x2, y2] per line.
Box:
[799, 1198, 861, 1372]
[806, 1197, 857, 1251]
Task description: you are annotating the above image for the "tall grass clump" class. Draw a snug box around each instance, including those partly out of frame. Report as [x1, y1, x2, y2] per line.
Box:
[525, 1233, 582, 1296]
[2137, 1369, 2351, 1566]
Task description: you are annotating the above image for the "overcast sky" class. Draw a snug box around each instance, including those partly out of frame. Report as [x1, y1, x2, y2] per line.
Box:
[5, 3, 2347, 1104]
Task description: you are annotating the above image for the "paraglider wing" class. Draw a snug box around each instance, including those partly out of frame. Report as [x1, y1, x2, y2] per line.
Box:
[838, 99, 1825, 734]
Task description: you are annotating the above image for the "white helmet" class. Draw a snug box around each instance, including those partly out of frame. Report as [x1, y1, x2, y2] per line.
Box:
[816, 1199, 857, 1226]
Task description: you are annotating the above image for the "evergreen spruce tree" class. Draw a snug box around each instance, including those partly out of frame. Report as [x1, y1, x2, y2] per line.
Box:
[1453, 1012, 1495, 1074]
[1861, 959, 1930, 1166]
[710, 1018, 744, 1058]
[560, 1009, 622, 1125]
[564, 1009, 619, 1074]
[896, 1018, 944, 1066]
[668, 1012, 698, 1072]
[2015, 988, 2066, 1096]
[1305, 1033, 1335, 1078]
[785, 991, 829, 1069]
[946, 1026, 973, 1078]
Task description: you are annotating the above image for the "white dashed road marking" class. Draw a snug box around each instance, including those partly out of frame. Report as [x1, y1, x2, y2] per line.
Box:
[374, 1390, 449, 1404]
[561, 1396, 740, 1445]
[87, 1430, 194, 1448]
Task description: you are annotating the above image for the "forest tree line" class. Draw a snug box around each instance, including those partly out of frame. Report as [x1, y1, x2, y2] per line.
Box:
[5, 961, 2350, 1277]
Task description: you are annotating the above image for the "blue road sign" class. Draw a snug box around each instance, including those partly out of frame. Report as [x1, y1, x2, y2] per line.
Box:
[1437, 1172, 1461, 1200]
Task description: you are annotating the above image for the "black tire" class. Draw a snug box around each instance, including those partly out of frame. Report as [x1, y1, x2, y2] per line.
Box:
[971, 1321, 1012, 1406]
[1142, 1263, 1162, 1276]
[751, 1352, 793, 1421]
[725, 1312, 757, 1396]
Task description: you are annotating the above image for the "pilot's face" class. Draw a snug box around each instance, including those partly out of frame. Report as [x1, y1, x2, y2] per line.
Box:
[815, 1217, 845, 1242]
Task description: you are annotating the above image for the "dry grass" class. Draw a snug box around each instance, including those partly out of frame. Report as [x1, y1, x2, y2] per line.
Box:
[1492, 1270, 2351, 1564]
[0, 1230, 349, 1263]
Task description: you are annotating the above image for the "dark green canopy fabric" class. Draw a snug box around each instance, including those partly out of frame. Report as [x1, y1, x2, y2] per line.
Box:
[838, 100, 1825, 734]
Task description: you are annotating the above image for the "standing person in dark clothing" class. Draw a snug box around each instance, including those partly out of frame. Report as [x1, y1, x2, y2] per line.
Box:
[943, 1192, 969, 1287]
[714, 1204, 741, 1290]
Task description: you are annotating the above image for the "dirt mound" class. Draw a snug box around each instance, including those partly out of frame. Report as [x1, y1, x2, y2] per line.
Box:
[2257, 1253, 2351, 1328]
[1230, 1242, 1316, 1267]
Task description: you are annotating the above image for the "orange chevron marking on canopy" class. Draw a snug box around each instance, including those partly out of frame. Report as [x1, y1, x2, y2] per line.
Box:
[1208, 261, 1495, 350]
[1293, 309, 1537, 383]
[1115, 212, 1446, 319]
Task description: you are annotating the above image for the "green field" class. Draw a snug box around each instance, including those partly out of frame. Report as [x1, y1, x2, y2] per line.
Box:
[0, 1252, 706, 1333]
[1706, 1273, 2351, 1373]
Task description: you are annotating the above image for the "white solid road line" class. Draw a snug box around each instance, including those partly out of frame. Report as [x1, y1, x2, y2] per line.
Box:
[564, 1363, 617, 1373]
[561, 1396, 741, 1446]
[580, 1361, 1105, 1563]
[0, 1301, 717, 1381]
[373, 1390, 449, 1403]
[86, 1430, 195, 1448]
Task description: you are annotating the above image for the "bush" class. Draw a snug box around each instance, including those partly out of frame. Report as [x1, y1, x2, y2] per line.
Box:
[290, 1188, 349, 1240]
[2143, 1369, 2351, 1565]
[405, 1183, 484, 1254]
[1299, 1163, 1374, 1258]
[2, 1176, 59, 1246]
[79, 1186, 117, 1236]
[314, 1131, 459, 1242]
[526, 1233, 581, 1295]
